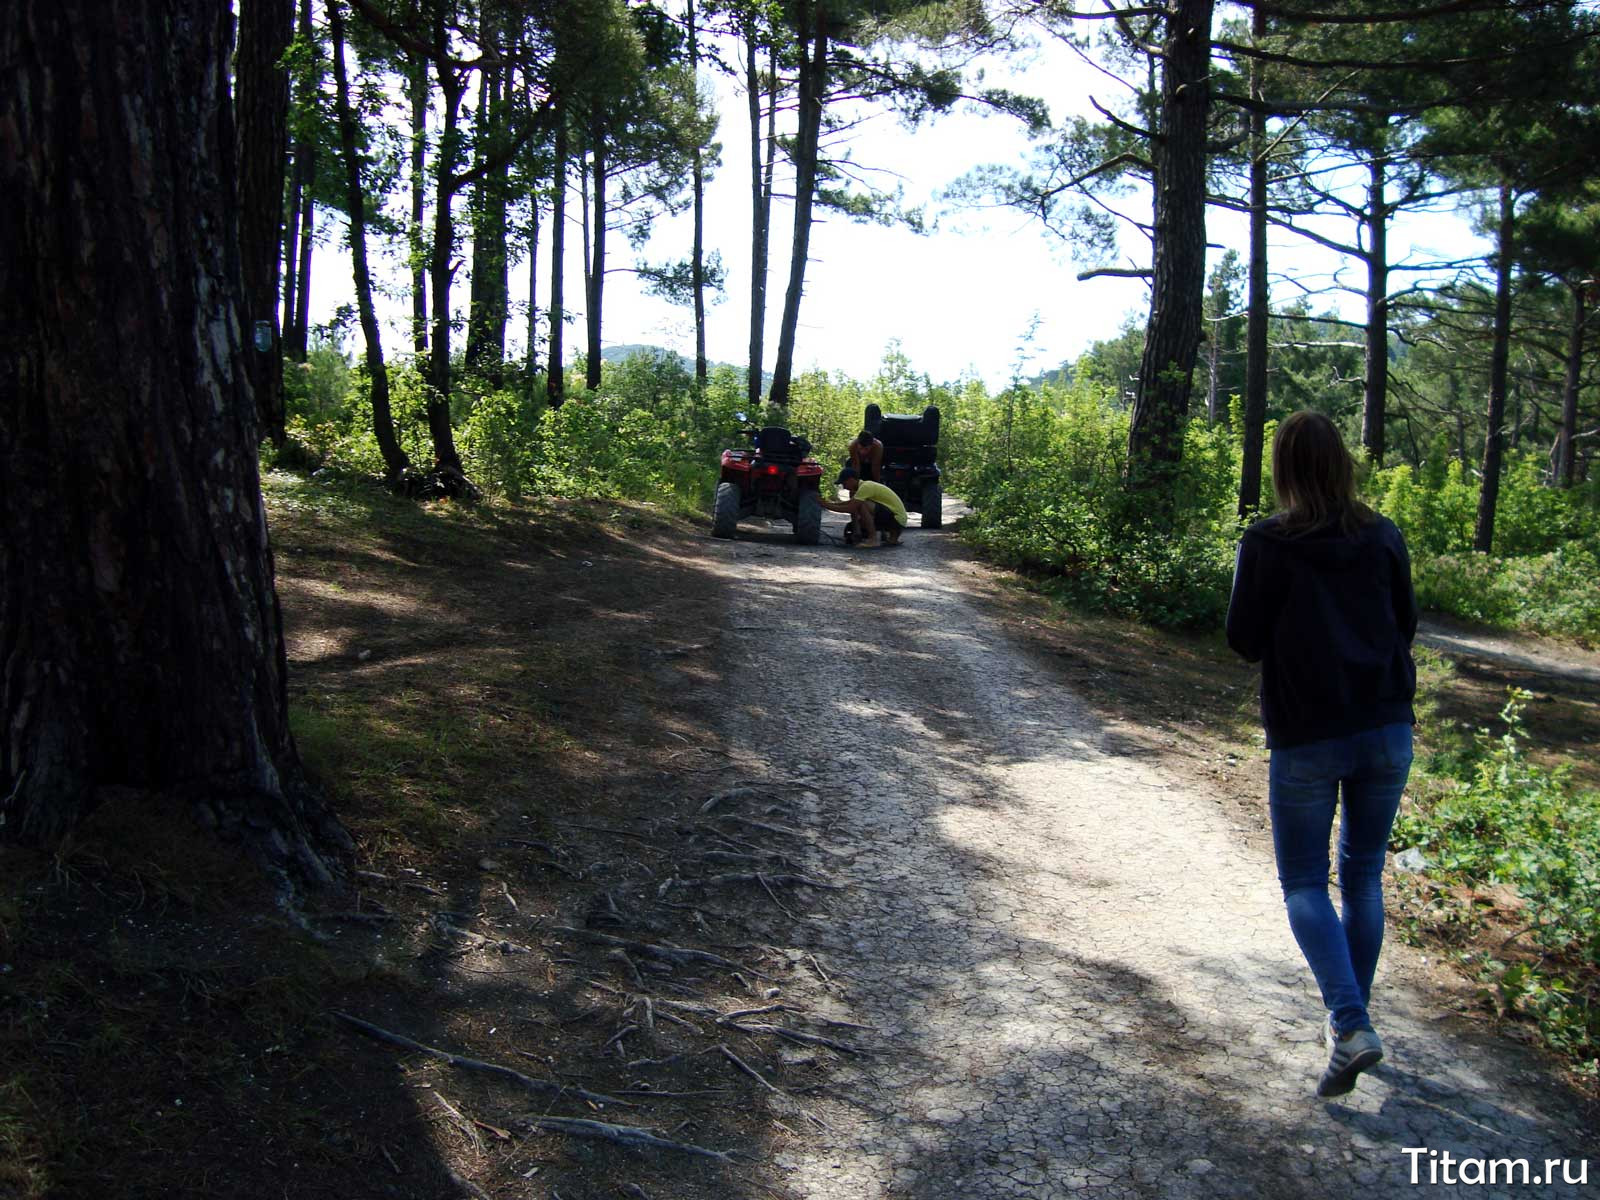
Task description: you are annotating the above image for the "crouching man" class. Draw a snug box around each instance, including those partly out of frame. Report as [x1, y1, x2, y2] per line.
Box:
[823, 467, 906, 548]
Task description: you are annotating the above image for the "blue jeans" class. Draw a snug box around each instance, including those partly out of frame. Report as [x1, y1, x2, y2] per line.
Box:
[1269, 723, 1413, 1037]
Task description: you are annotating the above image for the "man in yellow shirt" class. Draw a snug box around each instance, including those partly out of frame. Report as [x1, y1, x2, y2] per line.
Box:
[823, 467, 907, 548]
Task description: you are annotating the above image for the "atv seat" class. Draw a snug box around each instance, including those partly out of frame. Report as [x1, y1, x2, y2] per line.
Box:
[755, 426, 809, 462]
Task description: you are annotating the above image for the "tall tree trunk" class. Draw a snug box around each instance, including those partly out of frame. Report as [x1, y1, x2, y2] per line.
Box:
[547, 112, 567, 409]
[281, 143, 303, 344]
[1360, 154, 1390, 463]
[1127, 0, 1215, 488]
[236, 0, 292, 445]
[327, 0, 408, 478]
[410, 50, 429, 356]
[427, 47, 466, 471]
[745, 23, 773, 406]
[525, 200, 541, 384]
[1, 0, 348, 877]
[290, 158, 315, 361]
[1473, 182, 1516, 554]
[1557, 280, 1587, 486]
[1238, 6, 1269, 518]
[769, 5, 827, 409]
[688, 0, 708, 384]
[585, 130, 607, 390]
[465, 49, 509, 383]
[284, 0, 316, 362]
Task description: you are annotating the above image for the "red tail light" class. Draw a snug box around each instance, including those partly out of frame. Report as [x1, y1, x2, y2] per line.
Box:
[764, 464, 781, 476]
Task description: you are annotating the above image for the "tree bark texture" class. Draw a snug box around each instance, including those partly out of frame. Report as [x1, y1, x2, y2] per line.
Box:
[769, 3, 827, 410]
[688, 0, 707, 385]
[1127, 0, 1215, 487]
[1238, 8, 1269, 519]
[291, 158, 315, 360]
[281, 141, 303, 346]
[410, 50, 429, 356]
[585, 132, 607, 390]
[1473, 182, 1516, 553]
[235, 0, 292, 444]
[525, 200, 541, 383]
[1360, 155, 1390, 463]
[427, 44, 465, 469]
[286, 0, 316, 362]
[0, 0, 348, 877]
[327, 0, 408, 478]
[547, 112, 568, 409]
[465, 54, 510, 382]
[745, 26, 772, 406]
[1557, 281, 1587, 486]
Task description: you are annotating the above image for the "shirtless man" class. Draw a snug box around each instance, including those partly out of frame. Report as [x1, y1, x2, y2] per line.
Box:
[847, 429, 884, 482]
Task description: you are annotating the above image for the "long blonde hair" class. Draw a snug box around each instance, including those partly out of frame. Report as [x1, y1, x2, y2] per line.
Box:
[1272, 411, 1375, 535]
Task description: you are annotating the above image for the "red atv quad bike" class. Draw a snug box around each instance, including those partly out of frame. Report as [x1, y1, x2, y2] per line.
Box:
[712, 421, 824, 544]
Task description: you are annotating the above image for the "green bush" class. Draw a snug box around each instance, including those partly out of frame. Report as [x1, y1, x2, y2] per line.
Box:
[1394, 691, 1600, 1059]
[956, 379, 1240, 630]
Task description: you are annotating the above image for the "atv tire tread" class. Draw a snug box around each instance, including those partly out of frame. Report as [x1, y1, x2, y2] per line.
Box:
[713, 481, 741, 538]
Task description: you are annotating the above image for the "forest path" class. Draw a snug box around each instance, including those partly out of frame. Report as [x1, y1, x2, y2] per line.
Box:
[1417, 619, 1600, 690]
[698, 500, 1594, 1200]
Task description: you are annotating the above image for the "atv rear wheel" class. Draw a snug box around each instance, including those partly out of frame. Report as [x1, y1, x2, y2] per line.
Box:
[794, 491, 822, 545]
[921, 481, 943, 528]
[713, 481, 741, 538]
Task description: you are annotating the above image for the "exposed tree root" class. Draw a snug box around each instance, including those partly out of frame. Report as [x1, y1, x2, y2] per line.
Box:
[517, 1115, 731, 1162]
[331, 1011, 630, 1108]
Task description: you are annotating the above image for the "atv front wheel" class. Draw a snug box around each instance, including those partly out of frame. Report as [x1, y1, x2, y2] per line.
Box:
[794, 491, 822, 545]
[921, 481, 943, 528]
[712, 481, 741, 538]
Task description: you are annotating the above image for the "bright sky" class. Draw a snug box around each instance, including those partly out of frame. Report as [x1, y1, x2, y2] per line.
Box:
[306, 26, 1487, 391]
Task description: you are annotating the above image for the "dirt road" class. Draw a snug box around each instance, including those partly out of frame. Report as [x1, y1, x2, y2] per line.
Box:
[702, 501, 1594, 1200]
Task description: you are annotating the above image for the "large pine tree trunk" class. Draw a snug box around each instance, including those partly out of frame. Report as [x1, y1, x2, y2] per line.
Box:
[1238, 8, 1269, 518]
[769, 5, 827, 409]
[410, 50, 429, 356]
[427, 49, 465, 471]
[1360, 155, 1390, 463]
[744, 25, 771, 406]
[283, 0, 316, 363]
[585, 132, 607, 391]
[465, 52, 510, 384]
[547, 113, 568, 409]
[328, 0, 408, 478]
[236, 0, 292, 445]
[1, 0, 348, 879]
[1127, 0, 1215, 488]
[1474, 182, 1516, 553]
[290, 165, 315, 361]
[688, 0, 708, 385]
[525, 200, 541, 385]
[1557, 280, 1587, 486]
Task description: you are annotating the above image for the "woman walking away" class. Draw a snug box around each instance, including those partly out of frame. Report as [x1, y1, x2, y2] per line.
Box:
[1226, 411, 1418, 1099]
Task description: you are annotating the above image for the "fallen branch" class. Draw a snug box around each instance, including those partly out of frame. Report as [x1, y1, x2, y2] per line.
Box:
[519, 1115, 731, 1161]
[331, 1012, 631, 1108]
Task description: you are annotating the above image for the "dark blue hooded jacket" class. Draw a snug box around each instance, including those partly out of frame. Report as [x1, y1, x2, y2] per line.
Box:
[1226, 513, 1417, 749]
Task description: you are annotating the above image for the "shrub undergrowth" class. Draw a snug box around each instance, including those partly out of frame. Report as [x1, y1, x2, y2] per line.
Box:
[1394, 692, 1600, 1071]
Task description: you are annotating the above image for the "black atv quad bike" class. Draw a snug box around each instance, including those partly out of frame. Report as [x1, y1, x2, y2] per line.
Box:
[712, 423, 824, 544]
[864, 402, 942, 528]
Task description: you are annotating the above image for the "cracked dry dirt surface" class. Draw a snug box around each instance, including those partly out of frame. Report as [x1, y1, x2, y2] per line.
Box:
[701, 502, 1595, 1200]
